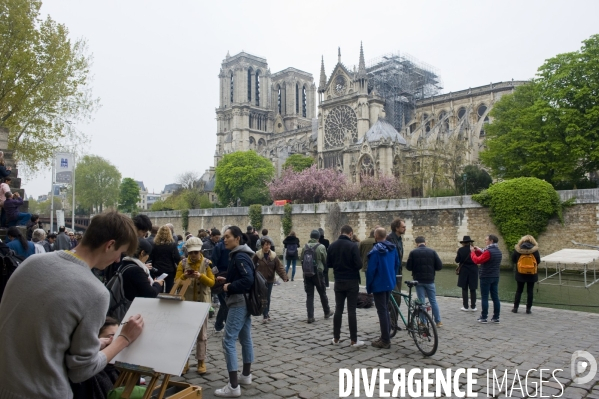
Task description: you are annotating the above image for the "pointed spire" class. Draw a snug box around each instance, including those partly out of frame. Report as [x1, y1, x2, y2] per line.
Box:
[226, 50, 230, 58]
[358, 41, 366, 77]
[338, 47, 341, 63]
[318, 56, 327, 92]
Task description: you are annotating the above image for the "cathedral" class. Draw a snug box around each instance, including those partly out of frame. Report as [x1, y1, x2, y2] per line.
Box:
[205, 44, 525, 199]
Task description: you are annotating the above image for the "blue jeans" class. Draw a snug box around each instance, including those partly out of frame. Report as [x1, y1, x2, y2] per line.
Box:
[263, 282, 273, 318]
[215, 292, 228, 331]
[286, 258, 297, 279]
[415, 283, 441, 324]
[7, 212, 31, 227]
[222, 305, 254, 372]
[480, 277, 500, 319]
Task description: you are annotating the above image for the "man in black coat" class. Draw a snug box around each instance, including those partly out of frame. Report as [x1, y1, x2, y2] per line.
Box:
[327, 225, 364, 347]
[406, 236, 443, 327]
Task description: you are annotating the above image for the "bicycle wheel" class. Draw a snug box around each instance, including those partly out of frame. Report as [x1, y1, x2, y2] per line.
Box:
[388, 301, 398, 338]
[410, 308, 438, 357]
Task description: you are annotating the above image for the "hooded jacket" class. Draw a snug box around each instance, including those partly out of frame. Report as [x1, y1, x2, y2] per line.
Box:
[226, 244, 255, 298]
[366, 240, 399, 294]
[300, 239, 327, 273]
[253, 249, 287, 283]
[511, 236, 541, 283]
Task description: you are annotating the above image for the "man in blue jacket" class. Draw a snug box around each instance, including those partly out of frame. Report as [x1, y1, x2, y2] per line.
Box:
[366, 228, 400, 349]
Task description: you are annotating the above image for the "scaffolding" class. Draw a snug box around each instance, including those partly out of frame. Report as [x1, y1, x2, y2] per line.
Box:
[366, 52, 443, 132]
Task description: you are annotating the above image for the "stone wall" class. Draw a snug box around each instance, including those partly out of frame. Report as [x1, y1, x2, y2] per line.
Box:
[141, 189, 599, 265]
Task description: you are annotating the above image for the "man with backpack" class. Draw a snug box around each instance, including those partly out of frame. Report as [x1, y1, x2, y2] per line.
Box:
[0, 211, 143, 399]
[301, 229, 332, 323]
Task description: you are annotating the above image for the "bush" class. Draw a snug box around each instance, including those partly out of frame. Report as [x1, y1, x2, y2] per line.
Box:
[248, 204, 263, 231]
[472, 177, 565, 249]
[282, 203, 293, 236]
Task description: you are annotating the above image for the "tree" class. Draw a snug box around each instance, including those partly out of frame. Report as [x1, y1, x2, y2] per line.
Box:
[74, 155, 121, 213]
[455, 165, 492, 195]
[0, 0, 99, 172]
[345, 173, 409, 201]
[177, 171, 200, 189]
[34, 196, 63, 215]
[480, 35, 599, 188]
[215, 151, 275, 206]
[282, 154, 314, 172]
[268, 165, 349, 203]
[118, 178, 140, 213]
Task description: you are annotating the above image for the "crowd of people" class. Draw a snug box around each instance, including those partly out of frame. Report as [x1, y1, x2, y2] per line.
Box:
[0, 210, 541, 399]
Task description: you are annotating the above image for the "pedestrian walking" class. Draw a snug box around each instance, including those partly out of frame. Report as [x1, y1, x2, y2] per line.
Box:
[253, 236, 288, 322]
[283, 231, 300, 281]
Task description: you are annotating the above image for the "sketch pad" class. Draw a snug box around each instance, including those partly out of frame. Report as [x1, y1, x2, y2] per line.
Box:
[112, 297, 210, 375]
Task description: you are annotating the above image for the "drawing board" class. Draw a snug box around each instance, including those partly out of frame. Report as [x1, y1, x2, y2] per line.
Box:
[112, 297, 210, 376]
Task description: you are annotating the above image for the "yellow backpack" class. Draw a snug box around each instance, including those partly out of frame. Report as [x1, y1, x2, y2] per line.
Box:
[517, 254, 537, 274]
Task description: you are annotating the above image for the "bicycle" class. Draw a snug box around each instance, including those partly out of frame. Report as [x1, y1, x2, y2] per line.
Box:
[387, 276, 438, 356]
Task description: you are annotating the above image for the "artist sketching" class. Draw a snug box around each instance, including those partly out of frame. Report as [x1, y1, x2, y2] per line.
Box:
[0, 212, 145, 399]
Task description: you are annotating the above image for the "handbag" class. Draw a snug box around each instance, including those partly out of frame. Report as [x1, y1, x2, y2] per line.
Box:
[455, 263, 463, 275]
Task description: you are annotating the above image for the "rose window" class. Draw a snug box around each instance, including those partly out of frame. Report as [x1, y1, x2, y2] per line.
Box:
[324, 105, 358, 149]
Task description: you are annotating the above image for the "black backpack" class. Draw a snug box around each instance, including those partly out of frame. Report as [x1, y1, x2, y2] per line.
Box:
[301, 243, 320, 278]
[105, 263, 136, 322]
[0, 244, 25, 303]
[236, 254, 268, 316]
[286, 243, 298, 258]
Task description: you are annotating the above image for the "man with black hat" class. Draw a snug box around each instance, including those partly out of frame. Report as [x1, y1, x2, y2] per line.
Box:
[301, 229, 332, 323]
[455, 236, 478, 312]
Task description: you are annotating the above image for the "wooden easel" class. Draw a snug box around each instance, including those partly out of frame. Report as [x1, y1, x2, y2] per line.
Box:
[112, 277, 201, 399]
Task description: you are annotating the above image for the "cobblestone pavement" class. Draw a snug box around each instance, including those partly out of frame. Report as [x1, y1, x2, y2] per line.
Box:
[171, 280, 599, 398]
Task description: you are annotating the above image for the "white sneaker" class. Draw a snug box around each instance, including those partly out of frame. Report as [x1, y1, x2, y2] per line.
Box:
[470, 307, 477, 312]
[460, 307, 469, 311]
[350, 340, 365, 347]
[214, 382, 241, 397]
[238, 373, 252, 385]
[331, 338, 339, 345]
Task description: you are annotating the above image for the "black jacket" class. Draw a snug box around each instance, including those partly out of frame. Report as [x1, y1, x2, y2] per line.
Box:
[226, 244, 255, 295]
[326, 235, 362, 282]
[283, 236, 300, 260]
[318, 236, 330, 250]
[121, 259, 162, 302]
[406, 245, 443, 284]
[201, 238, 217, 260]
[150, 242, 181, 274]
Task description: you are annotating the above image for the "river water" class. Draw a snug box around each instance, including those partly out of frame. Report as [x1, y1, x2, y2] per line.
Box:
[328, 267, 599, 314]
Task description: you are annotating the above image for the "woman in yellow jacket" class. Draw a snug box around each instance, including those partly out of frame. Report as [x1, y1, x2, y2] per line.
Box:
[175, 237, 214, 374]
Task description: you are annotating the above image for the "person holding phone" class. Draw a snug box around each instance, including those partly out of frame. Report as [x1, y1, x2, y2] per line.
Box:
[120, 238, 164, 303]
[455, 236, 478, 312]
[175, 237, 215, 374]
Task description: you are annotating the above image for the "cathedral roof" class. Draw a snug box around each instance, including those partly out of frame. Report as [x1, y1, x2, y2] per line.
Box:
[360, 119, 407, 145]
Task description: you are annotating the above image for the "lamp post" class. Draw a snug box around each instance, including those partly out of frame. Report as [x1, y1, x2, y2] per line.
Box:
[462, 173, 468, 196]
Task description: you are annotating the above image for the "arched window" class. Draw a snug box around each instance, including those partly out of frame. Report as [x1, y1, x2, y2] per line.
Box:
[458, 107, 466, 120]
[249, 114, 253, 129]
[477, 104, 487, 120]
[255, 72, 260, 106]
[296, 83, 299, 114]
[230, 72, 234, 104]
[247, 69, 252, 102]
[302, 86, 307, 117]
[277, 86, 281, 114]
[359, 155, 375, 180]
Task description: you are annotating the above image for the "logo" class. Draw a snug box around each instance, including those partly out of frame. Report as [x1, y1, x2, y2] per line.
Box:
[60, 158, 69, 168]
[571, 351, 597, 384]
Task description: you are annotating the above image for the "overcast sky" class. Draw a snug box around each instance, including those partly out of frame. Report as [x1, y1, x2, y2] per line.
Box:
[23, 0, 599, 199]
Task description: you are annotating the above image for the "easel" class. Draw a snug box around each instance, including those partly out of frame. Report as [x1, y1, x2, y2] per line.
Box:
[112, 277, 202, 398]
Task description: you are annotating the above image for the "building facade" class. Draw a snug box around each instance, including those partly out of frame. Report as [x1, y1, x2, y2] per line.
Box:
[209, 45, 526, 197]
